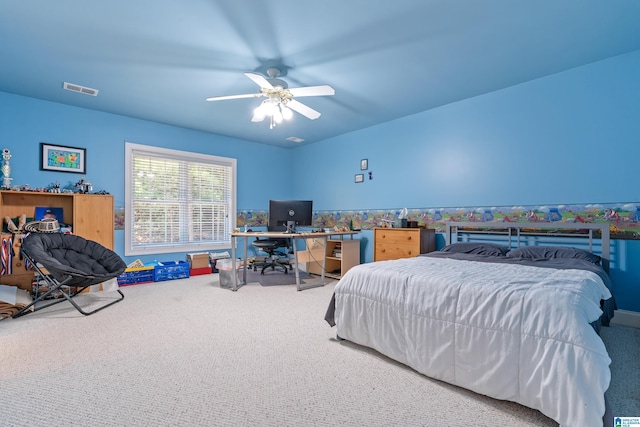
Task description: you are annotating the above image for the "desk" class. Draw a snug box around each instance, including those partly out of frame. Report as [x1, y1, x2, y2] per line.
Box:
[230, 231, 359, 291]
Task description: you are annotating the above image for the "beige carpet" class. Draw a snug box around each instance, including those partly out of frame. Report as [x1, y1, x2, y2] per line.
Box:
[0, 274, 637, 426]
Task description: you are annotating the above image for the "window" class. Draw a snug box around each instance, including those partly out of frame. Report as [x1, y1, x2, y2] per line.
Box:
[125, 142, 236, 256]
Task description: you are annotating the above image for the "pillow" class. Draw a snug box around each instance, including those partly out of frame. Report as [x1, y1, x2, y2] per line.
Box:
[440, 242, 509, 256]
[506, 246, 601, 264]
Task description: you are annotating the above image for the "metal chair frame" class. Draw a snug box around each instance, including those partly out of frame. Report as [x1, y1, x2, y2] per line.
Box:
[12, 233, 125, 318]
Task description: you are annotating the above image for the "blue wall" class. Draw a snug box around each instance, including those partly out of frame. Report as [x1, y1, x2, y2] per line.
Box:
[0, 91, 293, 264]
[291, 50, 640, 208]
[291, 50, 640, 312]
[1, 50, 639, 312]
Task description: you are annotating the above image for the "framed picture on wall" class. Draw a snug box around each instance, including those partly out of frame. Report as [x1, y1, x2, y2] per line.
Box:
[360, 159, 368, 170]
[40, 143, 86, 174]
[355, 174, 364, 183]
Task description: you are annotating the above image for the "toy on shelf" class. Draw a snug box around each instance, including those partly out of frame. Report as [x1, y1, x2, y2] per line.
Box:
[48, 183, 62, 193]
[1, 149, 12, 190]
[73, 177, 93, 194]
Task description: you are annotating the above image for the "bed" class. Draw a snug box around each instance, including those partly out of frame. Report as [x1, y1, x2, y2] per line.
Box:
[325, 222, 615, 427]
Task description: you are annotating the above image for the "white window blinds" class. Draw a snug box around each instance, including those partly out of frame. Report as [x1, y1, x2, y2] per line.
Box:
[125, 143, 236, 256]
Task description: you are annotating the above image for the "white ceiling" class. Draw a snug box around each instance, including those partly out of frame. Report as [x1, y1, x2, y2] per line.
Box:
[1, 0, 639, 148]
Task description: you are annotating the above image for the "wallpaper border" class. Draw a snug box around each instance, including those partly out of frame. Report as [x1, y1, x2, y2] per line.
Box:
[238, 202, 640, 240]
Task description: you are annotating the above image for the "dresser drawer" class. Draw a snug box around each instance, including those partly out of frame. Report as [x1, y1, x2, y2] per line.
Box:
[374, 229, 420, 244]
[375, 245, 419, 261]
[374, 227, 435, 262]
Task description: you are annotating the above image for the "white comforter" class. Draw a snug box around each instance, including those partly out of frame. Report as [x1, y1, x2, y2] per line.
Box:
[334, 256, 612, 427]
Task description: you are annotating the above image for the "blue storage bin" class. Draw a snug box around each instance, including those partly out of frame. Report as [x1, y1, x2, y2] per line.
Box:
[153, 261, 190, 282]
[117, 266, 155, 286]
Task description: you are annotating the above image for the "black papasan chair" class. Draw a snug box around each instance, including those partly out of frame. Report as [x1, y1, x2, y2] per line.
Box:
[13, 233, 127, 318]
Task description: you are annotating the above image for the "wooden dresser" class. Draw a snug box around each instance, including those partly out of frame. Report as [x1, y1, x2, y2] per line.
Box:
[374, 227, 436, 262]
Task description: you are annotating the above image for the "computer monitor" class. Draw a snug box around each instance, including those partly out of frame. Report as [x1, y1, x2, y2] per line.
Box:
[268, 200, 313, 233]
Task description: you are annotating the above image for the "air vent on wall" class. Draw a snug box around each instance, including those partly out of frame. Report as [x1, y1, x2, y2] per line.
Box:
[63, 82, 99, 96]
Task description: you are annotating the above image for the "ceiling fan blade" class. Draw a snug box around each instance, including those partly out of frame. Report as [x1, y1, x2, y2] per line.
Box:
[288, 85, 335, 97]
[206, 93, 260, 101]
[287, 99, 321, 120]
[245, 72, 273, 89]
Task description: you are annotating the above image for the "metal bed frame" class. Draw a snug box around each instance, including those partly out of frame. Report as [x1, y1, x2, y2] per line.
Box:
[445, 221, 611, 272]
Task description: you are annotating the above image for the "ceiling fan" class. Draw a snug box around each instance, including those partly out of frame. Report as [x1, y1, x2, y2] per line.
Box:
[206, 68, 335, 128]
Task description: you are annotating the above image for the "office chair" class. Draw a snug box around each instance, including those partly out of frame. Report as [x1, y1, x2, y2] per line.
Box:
[12, 233, 127, 317]
[251, 228, 291, 275]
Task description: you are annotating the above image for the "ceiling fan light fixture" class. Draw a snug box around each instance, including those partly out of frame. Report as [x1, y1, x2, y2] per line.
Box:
[264, 100, 278, 116]
[281, 105, 293, 120]
[206, 68, 334, 127]
[252, 102, 267, 122]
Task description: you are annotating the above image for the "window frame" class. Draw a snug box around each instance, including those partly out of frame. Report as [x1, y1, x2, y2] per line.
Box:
[124, 142, 237, 256]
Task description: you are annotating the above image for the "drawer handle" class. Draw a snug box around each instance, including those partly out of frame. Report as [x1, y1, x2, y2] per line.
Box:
[407, 236, 412, 240]
[381, 249, 386, 253]
[407, 250, 412, 255]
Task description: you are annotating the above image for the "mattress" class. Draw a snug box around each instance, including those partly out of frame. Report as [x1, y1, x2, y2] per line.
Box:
[329, 254, 613, 427]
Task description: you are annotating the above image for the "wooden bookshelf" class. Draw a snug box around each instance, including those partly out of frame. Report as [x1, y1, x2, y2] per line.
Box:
[1, 191, 114, 291]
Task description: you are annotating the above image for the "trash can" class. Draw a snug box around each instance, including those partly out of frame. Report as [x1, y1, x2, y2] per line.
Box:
[209, 251, 231, 273]
[216, 258, 239, 289]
